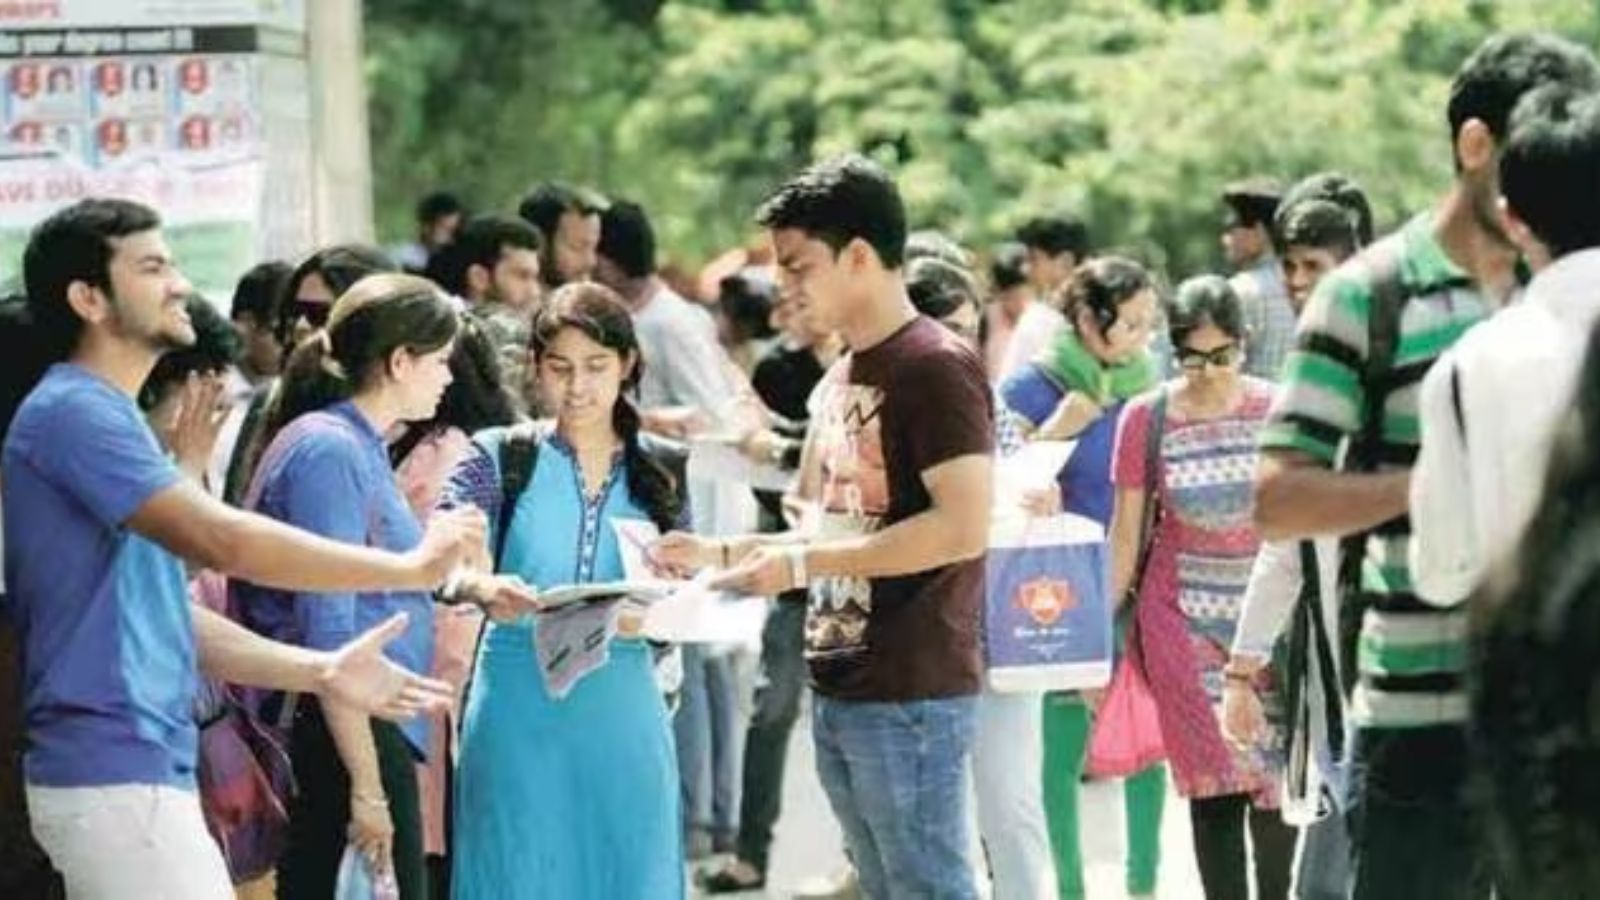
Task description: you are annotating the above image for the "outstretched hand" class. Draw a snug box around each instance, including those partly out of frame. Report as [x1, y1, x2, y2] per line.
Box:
[412, 506, 488, 588]
[317, 614, 454, 721]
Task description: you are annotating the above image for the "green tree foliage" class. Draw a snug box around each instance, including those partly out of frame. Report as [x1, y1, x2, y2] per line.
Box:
[366, 0, 1599, 276]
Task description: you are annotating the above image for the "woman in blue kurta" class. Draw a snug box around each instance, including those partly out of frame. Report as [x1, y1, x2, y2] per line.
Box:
[441, 283, 685, 899]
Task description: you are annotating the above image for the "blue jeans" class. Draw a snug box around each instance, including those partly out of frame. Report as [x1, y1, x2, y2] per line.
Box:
[1345, 725, 1490, 900]
[813, 694, 980, 900]
[674, 644, 744, 844]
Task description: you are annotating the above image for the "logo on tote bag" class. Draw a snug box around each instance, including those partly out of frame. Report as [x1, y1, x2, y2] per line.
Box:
[1014, 577, 1077, 626]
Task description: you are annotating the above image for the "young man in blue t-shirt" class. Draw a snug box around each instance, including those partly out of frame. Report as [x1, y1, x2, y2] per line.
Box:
[1, 198, 526, 899]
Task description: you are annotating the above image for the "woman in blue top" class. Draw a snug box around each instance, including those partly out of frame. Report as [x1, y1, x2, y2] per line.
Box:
[235, 273, 492, 900]
[999, 256, 1168, 900]
[442, 282, 685, 900]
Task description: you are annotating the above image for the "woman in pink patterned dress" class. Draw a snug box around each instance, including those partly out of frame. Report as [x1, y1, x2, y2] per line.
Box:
[1108, 275, 1294, 900]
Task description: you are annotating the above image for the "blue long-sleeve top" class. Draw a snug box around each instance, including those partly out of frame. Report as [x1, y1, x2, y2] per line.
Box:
[233, 400, 434, 755]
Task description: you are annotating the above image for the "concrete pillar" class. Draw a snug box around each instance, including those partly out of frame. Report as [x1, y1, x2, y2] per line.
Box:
[306, 0, 374, 244]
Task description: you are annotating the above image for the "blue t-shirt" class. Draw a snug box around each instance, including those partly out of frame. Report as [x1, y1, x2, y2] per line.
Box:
[234, 401, 433, 754]
[999, 362, 1124, 529]
[2, 364, 194, 788]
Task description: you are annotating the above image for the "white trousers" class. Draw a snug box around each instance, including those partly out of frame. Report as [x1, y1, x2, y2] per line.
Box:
[971, 689, 1057, 900]
[26, 783, 233, 900]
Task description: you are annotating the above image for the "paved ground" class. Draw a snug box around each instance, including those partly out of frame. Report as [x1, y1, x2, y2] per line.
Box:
[687, 700, 1208, 900]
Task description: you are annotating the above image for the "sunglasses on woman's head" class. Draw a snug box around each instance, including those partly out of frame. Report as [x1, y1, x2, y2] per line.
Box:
[1176, 343, 1240, 370]
[292, 298, 332, 328]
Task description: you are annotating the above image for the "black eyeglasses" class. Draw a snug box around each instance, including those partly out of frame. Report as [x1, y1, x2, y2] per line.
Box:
[291, 298, 331, 328]
[1176, 343, 1240, 370]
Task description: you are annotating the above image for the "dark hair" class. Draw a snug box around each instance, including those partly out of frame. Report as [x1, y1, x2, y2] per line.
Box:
[989, 241, 1030, 292]
[1501, 84, 1600, 258]
[275, 244, 398, 348]
[0, 293, 56, 442]
[717, 272, 777, 343]
[905, 229, 971, 268]
[1221, 177, 1283, 229]
[1015, 214, 1089, 260]
[1276, 172, 1374, 248]
[1063, 255, 1154, 339]
[1449, 32, 1600, 153]
[597, 200, 657, 279]
[755, 155, 907, 269]
[390, 317, 517, 466]
[416, 190, 465, 226]
[429, 215, 544, 297]
[1165, 274, 1244, 346]
[906, 256, 981, 320]
[139, 295, 241, 411]
[517, 182, 606, 242]
[1472, 319, 1600, 897]
[259, 273, 459, 455]
[230, 260, 291, 324]
[531, 283, 683, 532]
[1275, 200, 1363, 260]
[21, 197, 162, 363]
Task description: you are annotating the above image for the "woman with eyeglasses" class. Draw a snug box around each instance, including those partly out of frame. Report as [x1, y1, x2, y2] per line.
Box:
[1108, 275, 1293, 900]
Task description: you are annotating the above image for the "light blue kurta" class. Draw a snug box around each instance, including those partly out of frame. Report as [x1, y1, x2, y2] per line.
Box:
[450, 434, 684, 900]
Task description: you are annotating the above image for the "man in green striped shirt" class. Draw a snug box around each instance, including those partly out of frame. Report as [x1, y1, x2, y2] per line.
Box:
[1253, 32, 1600, 900]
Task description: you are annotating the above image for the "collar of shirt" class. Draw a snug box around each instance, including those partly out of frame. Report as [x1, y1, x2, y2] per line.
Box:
[1401, 212, 1475, 295]
[328, 400, 386, 454]
[1525, 247, 1600, 328]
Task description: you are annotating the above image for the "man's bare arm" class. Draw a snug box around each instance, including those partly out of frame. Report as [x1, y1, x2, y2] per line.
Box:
[1253, 449, 1410, 542]
[130, 480, 477, 594]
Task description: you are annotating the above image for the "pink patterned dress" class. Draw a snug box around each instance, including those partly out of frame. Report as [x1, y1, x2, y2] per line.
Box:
[1112, 378, 1281, 805]
[395, 427, 482, 856]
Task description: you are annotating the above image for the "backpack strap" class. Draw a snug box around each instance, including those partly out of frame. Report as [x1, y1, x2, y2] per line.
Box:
[1283, 539, 1345, 805]
[494, 422, 546, 568]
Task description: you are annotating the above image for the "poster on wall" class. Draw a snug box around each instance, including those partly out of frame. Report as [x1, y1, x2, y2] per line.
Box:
[0, 1, 308, 303]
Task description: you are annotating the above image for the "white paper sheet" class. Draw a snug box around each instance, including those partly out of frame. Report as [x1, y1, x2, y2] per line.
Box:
[640, 570, 767, 647]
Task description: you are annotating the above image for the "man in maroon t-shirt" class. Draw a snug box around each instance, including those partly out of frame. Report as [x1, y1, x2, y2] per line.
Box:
[656, 155, 993, 898]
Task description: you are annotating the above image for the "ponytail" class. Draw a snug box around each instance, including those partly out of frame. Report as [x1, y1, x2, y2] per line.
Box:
[259, 329, 356, 450]
[612, 394, 683, 533]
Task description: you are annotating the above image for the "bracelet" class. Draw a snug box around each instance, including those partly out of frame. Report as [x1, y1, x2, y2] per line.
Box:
[351, 792, 389, 809]
[785, 545, 810, 589]
[1222, 669, 1255, 684]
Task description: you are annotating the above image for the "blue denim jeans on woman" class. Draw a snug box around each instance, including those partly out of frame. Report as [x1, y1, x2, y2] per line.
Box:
[813, 694, 980, 899]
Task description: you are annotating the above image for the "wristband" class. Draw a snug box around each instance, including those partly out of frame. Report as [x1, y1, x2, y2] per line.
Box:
[720, 540, 731, 569]
[785, 545, 810, 590]
[1222, 669, 1255, 684]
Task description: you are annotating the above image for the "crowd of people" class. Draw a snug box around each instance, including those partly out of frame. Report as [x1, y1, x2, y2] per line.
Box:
[3, 26, 1600, 900]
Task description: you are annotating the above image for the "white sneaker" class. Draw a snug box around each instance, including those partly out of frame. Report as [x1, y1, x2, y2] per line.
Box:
[791, 864, 861, 900]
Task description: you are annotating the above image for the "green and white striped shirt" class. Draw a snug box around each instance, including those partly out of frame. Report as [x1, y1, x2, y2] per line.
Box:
[1259, 214, 1487, 730]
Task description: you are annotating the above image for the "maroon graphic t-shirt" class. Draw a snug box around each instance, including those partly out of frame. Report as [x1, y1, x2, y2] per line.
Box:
[805, 315, 994, 701]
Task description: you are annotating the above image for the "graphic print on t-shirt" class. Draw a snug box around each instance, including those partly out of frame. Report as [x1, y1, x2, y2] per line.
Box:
[806, 364, 887, 663]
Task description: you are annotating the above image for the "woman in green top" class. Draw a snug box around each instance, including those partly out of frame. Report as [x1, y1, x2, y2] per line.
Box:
[999, 256, 1167, 900]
